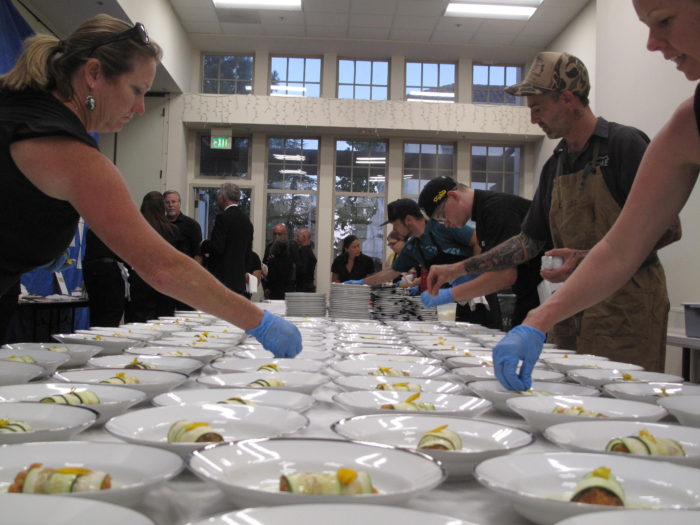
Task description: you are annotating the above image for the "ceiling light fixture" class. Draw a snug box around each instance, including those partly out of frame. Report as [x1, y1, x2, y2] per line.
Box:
[213, 0, 302, 10]
[445, 1, 542, 21]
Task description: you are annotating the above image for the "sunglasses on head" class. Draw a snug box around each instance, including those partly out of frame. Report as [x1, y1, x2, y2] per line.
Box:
[87, 22, 149, 56]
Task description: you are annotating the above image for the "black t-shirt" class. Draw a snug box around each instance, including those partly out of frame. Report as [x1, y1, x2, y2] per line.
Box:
[171, 213, 202, 258]
[331, 252, 375, 282]
[0, 89, 97, 294]
[522, 117, 650, 242]
[84, 229, 120, 263]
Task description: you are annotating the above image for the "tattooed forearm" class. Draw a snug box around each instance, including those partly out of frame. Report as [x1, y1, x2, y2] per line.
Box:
[462, 233, 546, 275]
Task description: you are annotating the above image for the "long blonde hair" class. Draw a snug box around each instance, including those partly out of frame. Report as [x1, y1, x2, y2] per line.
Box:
[0, 14, 162, 99]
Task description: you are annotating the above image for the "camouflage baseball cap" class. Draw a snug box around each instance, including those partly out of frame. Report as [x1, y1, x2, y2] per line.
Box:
[505, 51, 590, 98]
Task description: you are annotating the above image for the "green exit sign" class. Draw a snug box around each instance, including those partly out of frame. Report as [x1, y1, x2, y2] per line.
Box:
[211, 136, 231, 149]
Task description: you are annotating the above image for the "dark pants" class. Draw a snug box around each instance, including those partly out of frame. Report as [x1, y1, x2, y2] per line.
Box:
[124, 273, 175, 324]
[455, 293, 503, 330]
[83, 260, 126, 327]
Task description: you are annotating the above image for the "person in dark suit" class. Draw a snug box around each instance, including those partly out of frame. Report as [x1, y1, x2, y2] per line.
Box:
[200, 183, 253, 296]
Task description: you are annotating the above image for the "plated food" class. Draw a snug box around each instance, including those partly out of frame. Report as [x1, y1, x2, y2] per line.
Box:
[197, 371, 330, 394]
[569, 466, 624, 506]
[9, 462, 112, 494]
[167, 420, 223, 443]
[279, 467, 376, 495]
[333, 390, 493, 418]
[417, 425, 462, 451]
[152, 388, 315, 413]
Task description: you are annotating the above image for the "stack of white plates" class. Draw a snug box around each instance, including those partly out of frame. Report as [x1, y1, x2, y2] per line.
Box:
[371, 286, 438, 322]
[328, 283, 372, 320]
[285, 292, 327, 317]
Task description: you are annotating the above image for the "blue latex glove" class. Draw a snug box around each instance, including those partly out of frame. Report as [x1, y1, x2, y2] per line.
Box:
[38, 249, 74, 273]
[407, 285, 420, 296]
[493, 325, 546, 391]
[343, 279, 365, 285]
[451, 273, 478, 286]
[420, 287, 454, 307]
[245, 310, 302, 358]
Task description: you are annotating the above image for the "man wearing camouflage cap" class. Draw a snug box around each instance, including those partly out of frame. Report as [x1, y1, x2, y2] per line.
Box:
[426, 51, 680, 376]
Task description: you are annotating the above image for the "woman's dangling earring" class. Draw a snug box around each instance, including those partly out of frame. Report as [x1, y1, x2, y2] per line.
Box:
[85, 90, 96, 111]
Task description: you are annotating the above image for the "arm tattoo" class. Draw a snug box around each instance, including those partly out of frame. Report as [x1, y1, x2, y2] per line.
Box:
[462, 233, 546, 275]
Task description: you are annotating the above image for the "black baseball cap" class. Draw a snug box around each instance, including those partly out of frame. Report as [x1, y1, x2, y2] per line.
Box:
[381, 198, 423, 225]
[419, 176, 457, 217]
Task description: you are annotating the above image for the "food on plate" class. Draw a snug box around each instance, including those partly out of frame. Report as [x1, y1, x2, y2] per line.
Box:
[100, 372, 140, 384]
[516, 389, 551, 396]
[279, 467, 376, 495]
[621, 373, 636, 381]
[2, 355, 37, 364]
[218, 396, 256, 405]
[655, 387, 677, 397]
[417, 424, 462, 451]
[569, 466, 625, 506]
[0, 419, 33, 433]
[40, 389, 100, 405]
[124, 358, 154, 370]
[162, 351, 191, 357]
[247, 378, 285, 388]
[374, 379, 421, 392]
[552, 406, 608, 418]
[46, 345, 69, 353]
[605, 429, 685, 456]
[257, 364, 281, 372]
[368, 366, 409, 377]
[167, 420, 224, 443]
[8, 463, 111, 493]
[380, 392, 436, 411]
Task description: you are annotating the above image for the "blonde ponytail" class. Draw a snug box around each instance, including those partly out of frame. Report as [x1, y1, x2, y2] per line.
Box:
[0, 34, 60, 91]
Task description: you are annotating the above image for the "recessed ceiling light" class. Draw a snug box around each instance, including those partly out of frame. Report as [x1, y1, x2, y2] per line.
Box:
[445, 1, 541, 21]
[213, 0, 302, 11]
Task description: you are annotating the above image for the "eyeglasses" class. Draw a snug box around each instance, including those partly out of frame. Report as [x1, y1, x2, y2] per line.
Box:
[87, 22, 149, 56]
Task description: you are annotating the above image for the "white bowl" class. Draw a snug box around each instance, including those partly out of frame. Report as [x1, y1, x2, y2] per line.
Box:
[106, 404, 308, 458]
[233, 348, 335, 361]
[125, 345, 221, 364]
[333, 375, 465, 395]
[332, 414, 533, 480]
[0, 348, 69, 376]
[76, 328, 158, 342]
[54, 368, 188, 400]
[152, 387, 315, 413]
[121, 322, 183, 335]
[602, 382, 700, 404]
[0, 382, 146, 424]
[567, 369, 684, 387]
[544, 357, 638, 374]
[554, 509, 700, 525]
[170, 330, 241, 343]
[197, 371, 330, 394]
[153, 338, 233, 352]
[0, 493, 155, 525]
[3, 342, 102, 368]
[658, 395, 700, 427]
[188, 437, 445, 507]
[87, 354, 203, 375]
[52, 333, 145, 355]
[333, 390, 493, 418]
[468, 381, 600, 413]
[343, 354, 441, 366]
[0, 441, 182, 505]
[0, 360, 44, 385]
[442, 355, 547, 369]
[429, 349, 491, 360]
[209, 357, 325, 374]
[331, 360, 446, 378]
[185, 504, 476, 525]
[0, 402, 96, 444]
[334, 344, 421, 357]
[454, 366, 565, 383]
[506, 395, 668, 433]
[543, 420, 700, 468]
[475, 452, 700, 525]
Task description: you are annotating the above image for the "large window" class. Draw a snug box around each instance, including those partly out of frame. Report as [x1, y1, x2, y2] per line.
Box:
[338, 59, 388, 100]
[405, 61, 455, 103]
[270, 56, 321, 98]
[334, 140, 387, 263]
[403, 142, 455, 196]
[199, 136, 250, 178]
[266, 138, 319, 244]
[192, 186, 252, 240]
[471, 145, 522, 194]
[472, 64, 521, 105]
[202, 55, 254, 94]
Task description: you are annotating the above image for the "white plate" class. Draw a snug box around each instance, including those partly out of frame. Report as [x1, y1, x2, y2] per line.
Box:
[0, 360, 44, 386]
[121, 322, 183, 335]
[543, 420, 700, 468]
[331, 360, 446, 378]
[567, 369, 684, 387]
[3, 342, 102, 368]
[152, 387, 315, 412]
[188, 437, 445, 507]
[333, 375, 465, 394]
[186, 504, 476, 525]
[333, 390, 493, 418]
[209, 357, 324, 374]
[54, 368, 188, 400]
[334, 344, 420, 357]
[658, 395, 700, 427]
[87, 354, 203, 375]
[544, 358, 638, 374]
[0, 441, 182, 506]
[52, 333, 145, 355]
[0, 493, 155, 525]
[0, 348, 69, 376]
[343, 354, 441, 366]
[429, 349, 491, 360]
[153, 338, 234, 351]
[555, 509, 700, 525]
[170, 331, 241, 344]
[0, 402, 96, 444]
[454, 366, 565, 383]
[76, 328, 158, 342]
[106, 404, 308, 457]
[233, 348, 335, 361]
[197, 371, 330, 394]
[0, 382, 146, 424]
[332, 414, 533, 480]
[506, 395, 668, 433]
[475, 452, 700, 525]
[602, 382, 700, 404]
[125, 345, 221, 365]
[468, 381, 599, 413]
[442, 355, 547, 369]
